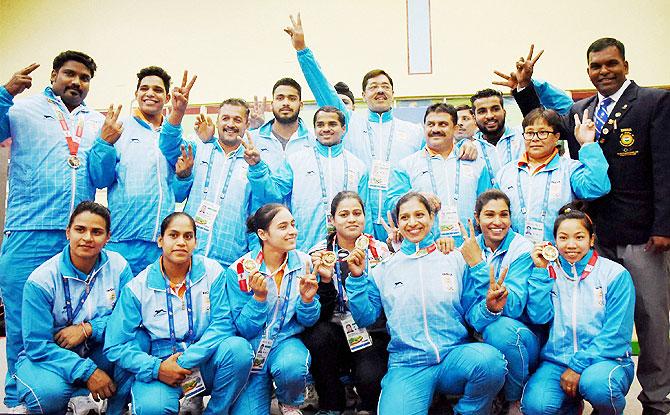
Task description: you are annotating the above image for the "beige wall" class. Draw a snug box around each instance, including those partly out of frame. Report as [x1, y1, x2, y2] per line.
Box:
[0, 0, 668, 110]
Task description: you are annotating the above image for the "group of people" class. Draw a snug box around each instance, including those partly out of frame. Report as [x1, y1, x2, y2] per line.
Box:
[0, 12, 668, 415]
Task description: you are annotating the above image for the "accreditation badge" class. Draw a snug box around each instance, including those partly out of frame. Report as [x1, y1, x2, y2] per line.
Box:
[181, 368, 206, 399]
[193, 200, 220, 233]
[438, 205, 461, 237]
[524, 220, 544, 243]
[441, 272, 457, 293]
[251, 338, 275, 373]
[347, 169, 359, 190]
[368, 160, 391, 190]
[339, 312, 372, 352]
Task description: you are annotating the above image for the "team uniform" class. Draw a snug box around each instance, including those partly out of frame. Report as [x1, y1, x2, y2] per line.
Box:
[0, 86, 104, 405]
[104, 255, 253, 414]
[15, 247, 132, 414]
[346, 234, 507, 414]
[226, 249, 320, 414]
[88, 111, 191, 275]
[522, 250, 636, 414]
[496, 144, 610, 243]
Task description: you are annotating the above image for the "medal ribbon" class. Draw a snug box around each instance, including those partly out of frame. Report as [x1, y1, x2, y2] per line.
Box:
[409, 243, 437, 259]
[47, 99, 84, 157]
[549, 251, 599, 281]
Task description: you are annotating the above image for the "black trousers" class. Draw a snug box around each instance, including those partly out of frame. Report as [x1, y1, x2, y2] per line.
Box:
[301, 319, 390, 411]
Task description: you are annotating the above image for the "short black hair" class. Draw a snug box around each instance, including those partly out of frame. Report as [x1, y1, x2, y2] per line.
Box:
[362, 69, 393, 92]
[522, 107, 562, 131]
[470, 89, 504, 110]
[554, 201, 594, 238]
[272, 78, 302, 99]
[587, 38, 625, 61]
[53, 51, 97, 78]
[313, 105, 345, 128]
[455, 104, 472, 113]
[474, 189, 511, 218]
[68, 201, 111, 232]
[136, 66, 171, 92]
[219, 97, 250, 120]
[246, 203, 288, 246]
[160, 212, 196, 237]
[394, 192, 434, 223]
[423, 103, 457, 124]
[334, 81, 355, 105]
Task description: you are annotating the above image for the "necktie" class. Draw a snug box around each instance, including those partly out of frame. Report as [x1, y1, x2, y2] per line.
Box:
[594, 97, 613, 138]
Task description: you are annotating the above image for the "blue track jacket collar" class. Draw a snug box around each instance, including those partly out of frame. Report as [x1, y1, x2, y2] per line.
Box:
[145, 255, 209, 291]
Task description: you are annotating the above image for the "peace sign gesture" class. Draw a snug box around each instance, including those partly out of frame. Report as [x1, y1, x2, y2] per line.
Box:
[299, 260, 319, 303]
[176, 144, 195, 178]
[574, 108, 596, 146]
[459, 219, 483, 267]
[486, 266, 509, 313]
[194, 113, 215, 143]
[4, 63, 40, 96]
[170, 70, 197, 116]
[249, 96, 267, 130]
[380, 211, 402, 252]
[284, 13, 306, 51]
[101, 104, 124, 144]
[515, 44, 544, 89]
[240, 131, 261, 166]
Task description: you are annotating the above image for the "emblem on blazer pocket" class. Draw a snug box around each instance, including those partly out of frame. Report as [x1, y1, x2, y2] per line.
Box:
[619, 129, 634, 147]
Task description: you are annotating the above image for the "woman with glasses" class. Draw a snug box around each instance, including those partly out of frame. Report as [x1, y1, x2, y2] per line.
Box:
[496, 108, 610, 243]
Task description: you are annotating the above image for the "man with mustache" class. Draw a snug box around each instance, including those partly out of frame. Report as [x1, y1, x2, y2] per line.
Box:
[510, 38, 670, 415]
[87, 67, 195, 276]
[159, 82, 285, 268]
[0, 51, 104, 410]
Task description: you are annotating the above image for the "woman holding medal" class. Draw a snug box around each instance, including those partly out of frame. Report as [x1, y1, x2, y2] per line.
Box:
[226, 203, 320, 415]
[302, 190, 392, 415]
[467, 189, 537, 415]
[495, 108, 610, 244]
[521, 203, 635, 415]
[345, 192, 508, 415]
[104, 212, 254, 415]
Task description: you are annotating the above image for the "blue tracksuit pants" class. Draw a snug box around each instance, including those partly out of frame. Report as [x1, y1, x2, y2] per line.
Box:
[130, 336, 253, 415]
[378, 343, 506, 415]
[231, 337, 310, 415]
[0, 230, 67, 406]
[481, 316, 540, 401]
[522, 360, 634, 415]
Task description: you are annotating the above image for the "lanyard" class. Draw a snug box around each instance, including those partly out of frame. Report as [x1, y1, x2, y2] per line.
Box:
[504, 138, 512, 164]
[61, 271, 98, 326]
[425, 150, 460, 203]
[47, 98, 84, 156]
[264, 270, 294, 341]
[477, 140, 497, 187]
[332, 239, 348, 314]
[313, 146, 349, 221]
[160, 257, 194, 354]
[202, 146, 239, 202]
[366, 119, 395, 161]
[518, 169, 553, 220]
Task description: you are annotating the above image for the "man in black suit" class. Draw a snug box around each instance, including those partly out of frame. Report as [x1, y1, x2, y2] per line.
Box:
[508, 39, 670, 414]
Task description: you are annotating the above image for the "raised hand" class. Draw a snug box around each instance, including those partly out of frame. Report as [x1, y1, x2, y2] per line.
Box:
[169, 70, 197, 125]
[101, 104, 124, 144]
[240, 131, 261, 165]
[158, 352, 192, 386]
[249, 96, 267, 130]
[492, 70, 519, 90]
[194, 113, 215, 142]
[311, 250, 334, 283]
[436, 237, 455, 255]
[345, 248, 367, 277]
[381, 210, 402, 251]
[3, 63, 40, 96]
[86, 368, 116, 401]
[486, 266, 509, 313]
[299, 261, 319, 303]
[249, 270, 268, 302]
[458, 219, 483, 267]
[175, 144, 195, 178]
[573, 108, 596, 146]
[284, 13, 306, 51]
[530, 242, 550, 269]
[515, 44, 544, 89]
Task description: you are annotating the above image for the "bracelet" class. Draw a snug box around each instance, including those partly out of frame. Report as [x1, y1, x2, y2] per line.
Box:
[80, 322, 90, 339]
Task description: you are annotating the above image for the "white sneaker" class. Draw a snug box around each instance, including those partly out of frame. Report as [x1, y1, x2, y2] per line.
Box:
[278, 402, 303, 415]
[179, 396, 204, 415]
[0, 404, 29, 414]
[67, 396, 101, 415]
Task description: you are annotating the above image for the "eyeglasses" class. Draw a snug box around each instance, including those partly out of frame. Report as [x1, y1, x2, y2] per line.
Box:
[523, 131, 556, 141]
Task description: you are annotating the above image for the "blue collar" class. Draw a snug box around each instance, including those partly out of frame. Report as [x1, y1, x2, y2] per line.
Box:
[399, 233, 436, 255]
[558, 249, 595, 276]
[477, 230, 516, 256]
[59, 245, 106, 281]
[258, 117, 311, 140]
[147, 255, 208, 291]
[314, 139, 344, 157]
[43, 87, 89, 113]
[248, 246, 305, 275]
[367, 108, 394, 123]
[474, 125, 515, 143]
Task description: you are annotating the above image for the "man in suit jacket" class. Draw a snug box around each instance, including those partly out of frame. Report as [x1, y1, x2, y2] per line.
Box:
[510, 38, 670, 415]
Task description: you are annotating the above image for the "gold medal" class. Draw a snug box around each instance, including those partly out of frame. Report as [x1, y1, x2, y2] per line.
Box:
[321, 251, 337, 267]
[243, 259, 258, 273]
[541, 244, 559, 262]
[355, 235, 369, 250]
[67, 155, 81, 169]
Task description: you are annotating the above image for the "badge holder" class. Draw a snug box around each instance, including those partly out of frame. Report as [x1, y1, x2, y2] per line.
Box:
[368, 160, 391, 190]
[251, 338, 274, 373]
[524, 220, 544, 243]
[181, 368, 206, 399]
[438, 206, 461, 237]
[194, 200, 221, 233]
[339, 312, 372, 352]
